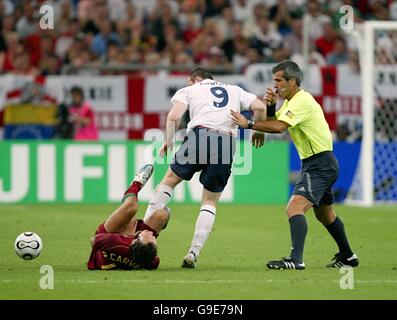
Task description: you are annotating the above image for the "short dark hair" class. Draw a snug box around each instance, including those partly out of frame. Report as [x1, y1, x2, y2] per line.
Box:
[272, 60, 302, 86]
[129, 241, 157, 269]
[70, 86, 84, 98]
[190, 68, 214, 81]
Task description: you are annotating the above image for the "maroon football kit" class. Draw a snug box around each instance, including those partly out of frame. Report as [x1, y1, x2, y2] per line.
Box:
[87, 220, 159, 270]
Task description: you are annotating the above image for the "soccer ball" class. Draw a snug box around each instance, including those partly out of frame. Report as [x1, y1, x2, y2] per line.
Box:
[14, 232, 43, 260]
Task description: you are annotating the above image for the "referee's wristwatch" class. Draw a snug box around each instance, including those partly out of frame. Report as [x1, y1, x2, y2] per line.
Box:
[247, 120, 255, 129]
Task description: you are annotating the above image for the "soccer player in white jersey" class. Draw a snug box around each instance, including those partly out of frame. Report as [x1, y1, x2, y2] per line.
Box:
[144, 68, 267, 268]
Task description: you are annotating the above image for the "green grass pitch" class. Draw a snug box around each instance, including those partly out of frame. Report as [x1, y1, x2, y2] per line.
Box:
[1, 203, 397, 299]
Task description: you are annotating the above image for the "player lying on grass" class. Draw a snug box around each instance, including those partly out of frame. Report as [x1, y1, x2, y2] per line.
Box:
[87, 164, 170, 270]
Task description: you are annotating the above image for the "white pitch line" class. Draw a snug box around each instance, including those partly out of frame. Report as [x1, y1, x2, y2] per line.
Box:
[67, 279, 397, 284]
[2, 279, 397, 284]
[65, 279, 257, 284]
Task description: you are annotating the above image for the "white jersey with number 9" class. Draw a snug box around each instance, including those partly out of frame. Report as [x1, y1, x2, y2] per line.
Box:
[171, 79, 257, 137]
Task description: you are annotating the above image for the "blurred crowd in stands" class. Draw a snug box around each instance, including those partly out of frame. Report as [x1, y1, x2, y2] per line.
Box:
[0, 0, 396, 76]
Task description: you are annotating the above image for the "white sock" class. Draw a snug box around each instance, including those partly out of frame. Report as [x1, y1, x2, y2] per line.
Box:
[143, 184, 174, 220]
[189, 205, 216, 257]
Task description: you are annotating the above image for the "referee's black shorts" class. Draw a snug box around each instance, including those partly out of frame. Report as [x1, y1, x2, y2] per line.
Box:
[292, 151, 339, 207]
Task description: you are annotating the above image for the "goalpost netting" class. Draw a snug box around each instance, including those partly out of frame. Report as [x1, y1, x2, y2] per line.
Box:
[344, 21, 397, 206]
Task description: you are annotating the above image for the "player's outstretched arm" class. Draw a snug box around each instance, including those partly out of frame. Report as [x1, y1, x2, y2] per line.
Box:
[161, 101, 187, 156]
[231, 110, 289, 133]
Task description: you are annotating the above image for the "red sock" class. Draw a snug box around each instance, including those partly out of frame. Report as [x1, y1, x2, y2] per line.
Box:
[124, 181, 142, 197]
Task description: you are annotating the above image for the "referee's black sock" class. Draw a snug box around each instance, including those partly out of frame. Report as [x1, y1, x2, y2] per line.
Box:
[325, 216, 354, 259]
[289, 214, 307, 263]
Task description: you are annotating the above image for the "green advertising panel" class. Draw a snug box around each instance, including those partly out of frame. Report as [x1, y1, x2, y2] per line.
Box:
[0, 141, 289, 204]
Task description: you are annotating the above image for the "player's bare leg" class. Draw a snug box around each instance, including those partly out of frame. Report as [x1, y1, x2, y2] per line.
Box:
[104, 164, 154, 233]
[182, 188, 222, 269]
[144, 208, 171, 235]
[162, 168, 184, 187]
[286, 195, 313, 218]
[104, 197, 138, 233]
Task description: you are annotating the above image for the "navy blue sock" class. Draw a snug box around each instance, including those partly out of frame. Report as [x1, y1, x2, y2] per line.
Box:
[325, 216, 354, 259]
[289, 214, 307, 263]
